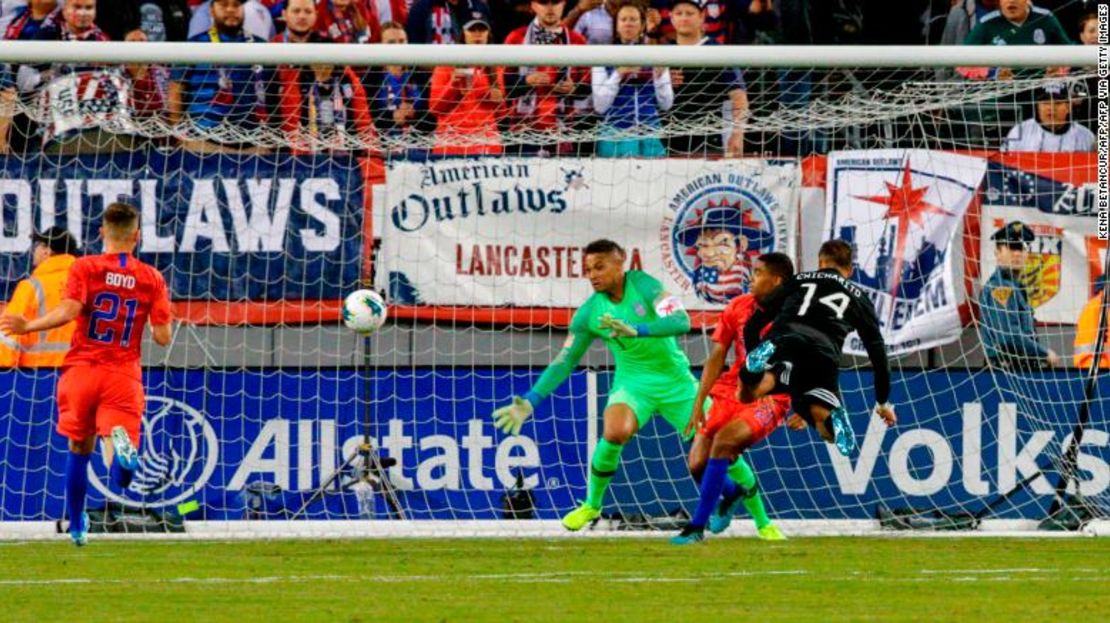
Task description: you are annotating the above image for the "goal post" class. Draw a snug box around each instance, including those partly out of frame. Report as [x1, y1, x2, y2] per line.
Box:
[0, 41, 1105, 538]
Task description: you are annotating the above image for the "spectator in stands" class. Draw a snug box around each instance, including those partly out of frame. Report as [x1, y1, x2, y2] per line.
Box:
[563, 0, 617, 44]
[370, 0, 408, 27]
[132, 0, 191, 41]
[169, 0, 271, 153]
[276, 0, 324, 42]
[369, 21, 428, 145]
[964, 0, 1070, 45]
[315, 0, 381, 43]
[28, 1, 161, 153]
[1073, 277, 1110, 370]
[275, 0, 375, 152]
[979, 220, 1058, 370]
[406, 0, 489, 44]
[1077, 10, 1097, 45]
[0, 227, 80, 368]
[188, 0, 275, 40]
[591, 1, 672, 157]
[1003, 82, 1095, 152]
[504, 0, 588, 155]
[0, 0, 57, 154]
[664, 0, 747, 157]
[428, 8, 504, 154]
[960, 0, 1070, 80]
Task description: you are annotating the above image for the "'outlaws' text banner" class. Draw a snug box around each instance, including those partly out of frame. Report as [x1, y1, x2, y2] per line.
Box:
[379, 158, 798, 310]
[0, 152, 365, 301]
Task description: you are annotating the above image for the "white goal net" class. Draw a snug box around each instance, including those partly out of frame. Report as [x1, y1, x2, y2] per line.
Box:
[0, 41, 1105, 536]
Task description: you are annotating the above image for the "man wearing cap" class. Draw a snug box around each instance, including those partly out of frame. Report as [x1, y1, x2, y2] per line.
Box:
[427, 7, 504, 154]
[676, 203, 765, 305]
[978, 220, 1058, 371]
[1003, 82, 1095, 152]
[664, 0, 748, 158]
[0, 226, 80, 367]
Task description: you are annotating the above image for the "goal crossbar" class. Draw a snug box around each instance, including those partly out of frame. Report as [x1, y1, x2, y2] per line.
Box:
[0, 42, 1097, 68]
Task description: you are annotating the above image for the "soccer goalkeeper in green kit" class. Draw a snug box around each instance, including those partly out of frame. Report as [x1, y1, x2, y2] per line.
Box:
[491, 239, 773, 532]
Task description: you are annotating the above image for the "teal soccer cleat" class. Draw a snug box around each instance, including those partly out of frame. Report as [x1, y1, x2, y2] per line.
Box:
[111, 426, 139, 471]
[670, 526, 706, 545]
[70, 512, 89, 547]
[707, 494, 745, 535]
[744, 341, 775, 374]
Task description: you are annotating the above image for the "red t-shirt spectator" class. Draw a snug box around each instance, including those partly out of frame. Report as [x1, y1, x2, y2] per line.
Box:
[315, 0, 382, 42]
[276, 65, 375, 152]
[428, 65, 504, 155]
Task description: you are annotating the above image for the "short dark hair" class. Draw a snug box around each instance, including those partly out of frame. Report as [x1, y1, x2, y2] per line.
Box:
[103, 202, 139, 234]
[818, 239, 853, 270]
[584, 239, 625, 257]
[757, 252, 794, 281]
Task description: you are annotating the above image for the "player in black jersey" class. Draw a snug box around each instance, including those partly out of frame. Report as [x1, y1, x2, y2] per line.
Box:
[739, 240, 896, 455]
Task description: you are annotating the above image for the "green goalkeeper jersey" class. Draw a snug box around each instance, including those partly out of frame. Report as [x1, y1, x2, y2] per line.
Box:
[527, 271, 692, 402]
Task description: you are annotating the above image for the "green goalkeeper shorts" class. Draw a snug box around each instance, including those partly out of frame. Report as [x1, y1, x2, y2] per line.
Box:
[606, 374, 709, 441]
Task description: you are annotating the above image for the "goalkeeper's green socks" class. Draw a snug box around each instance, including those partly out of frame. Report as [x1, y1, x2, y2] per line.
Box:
[728, 456, 772, 529]
[585, 439, 624, 509]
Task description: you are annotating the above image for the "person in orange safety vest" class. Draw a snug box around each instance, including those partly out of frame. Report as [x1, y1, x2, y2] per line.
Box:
[1074, 277, 1110, 370]
[0, 227, 80, 367]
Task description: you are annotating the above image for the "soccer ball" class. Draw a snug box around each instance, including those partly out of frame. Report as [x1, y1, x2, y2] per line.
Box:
[342, 289, 388, 334]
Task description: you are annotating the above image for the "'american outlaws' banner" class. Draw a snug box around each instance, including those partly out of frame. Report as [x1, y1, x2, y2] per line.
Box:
[379, 158, 797, 310]
[825, 149, 987, 356]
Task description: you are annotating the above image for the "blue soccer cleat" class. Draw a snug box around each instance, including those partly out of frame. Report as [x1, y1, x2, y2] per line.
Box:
[111, 426, 139, 472]
[745, 341, 775, 374]
[828, 407, 857, 456]
[70, 512, 89, 547]
[670, 526, 706, 545]
[708, 494, 745, 535]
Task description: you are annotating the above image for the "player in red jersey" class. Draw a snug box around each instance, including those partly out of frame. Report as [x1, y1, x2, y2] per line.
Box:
[672, 252, 795, 544]
[0, 202, 172, 546]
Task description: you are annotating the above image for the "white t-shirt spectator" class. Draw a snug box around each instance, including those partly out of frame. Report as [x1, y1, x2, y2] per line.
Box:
[1003, 118, 1096, 153]
[573, 6, 613, 45]
[188, 0, 274, 40]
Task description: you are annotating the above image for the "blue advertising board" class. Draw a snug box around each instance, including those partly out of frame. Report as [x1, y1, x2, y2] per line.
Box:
[0, 153, 365, 301]
[0, 369, 1106, 522]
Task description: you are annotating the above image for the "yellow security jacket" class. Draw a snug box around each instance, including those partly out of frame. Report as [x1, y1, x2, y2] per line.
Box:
[1073, 294, 1110, 370]
[0, 254, 77, 367]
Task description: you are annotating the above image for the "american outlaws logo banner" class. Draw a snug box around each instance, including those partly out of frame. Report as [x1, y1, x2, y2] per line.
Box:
[825, 150, 987, 356]
[380, 158, 797, 310]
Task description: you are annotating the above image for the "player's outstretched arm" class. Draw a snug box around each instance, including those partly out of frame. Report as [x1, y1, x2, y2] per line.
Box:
[849, 293, 894, 425]
[0, 299, 81, 336]
[492, 314, 595, 435]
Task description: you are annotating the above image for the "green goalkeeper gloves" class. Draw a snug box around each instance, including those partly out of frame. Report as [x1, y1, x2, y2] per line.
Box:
[492, 396, 534, 435]
[599, 313, 639, 338]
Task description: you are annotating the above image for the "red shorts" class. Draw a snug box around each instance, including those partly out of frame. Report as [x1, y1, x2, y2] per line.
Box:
[56, 366, 144, 446]
[700, 390, 790, 445]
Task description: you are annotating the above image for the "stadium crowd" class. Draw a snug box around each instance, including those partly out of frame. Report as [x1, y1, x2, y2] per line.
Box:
[0, 0, 1100, 156]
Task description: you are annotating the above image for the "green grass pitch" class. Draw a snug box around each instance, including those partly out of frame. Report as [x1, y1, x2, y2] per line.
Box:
[2, 537, 1108, 622]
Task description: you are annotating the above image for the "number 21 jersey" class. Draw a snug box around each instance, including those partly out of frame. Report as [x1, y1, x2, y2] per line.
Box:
[63, 252, 172, 378]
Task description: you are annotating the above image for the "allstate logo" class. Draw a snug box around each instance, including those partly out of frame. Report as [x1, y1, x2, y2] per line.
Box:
[89, 397, 219, 507]
[664, 177, 786, 305]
